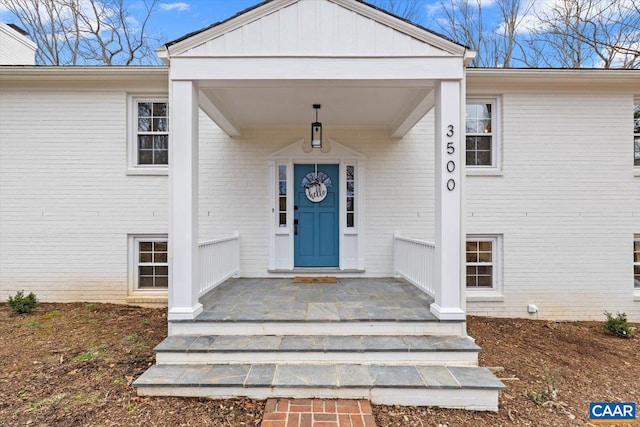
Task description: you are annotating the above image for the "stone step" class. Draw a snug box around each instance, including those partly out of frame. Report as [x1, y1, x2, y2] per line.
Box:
[154, 335, 480, 366]
[168, 319, 466, 336]
[133, 363, 505, 411]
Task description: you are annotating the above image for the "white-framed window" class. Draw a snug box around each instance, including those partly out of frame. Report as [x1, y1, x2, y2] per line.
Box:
[466, 98, 500, 171]
[128, 96, 168, 175]
[277, 164, 287, 227]
[634, 235, 640, 289]
[634, 101, 639, 168]
[129, 235, 168, 294]
[346, 164, 356, 228]
[466, 234, 503, 300]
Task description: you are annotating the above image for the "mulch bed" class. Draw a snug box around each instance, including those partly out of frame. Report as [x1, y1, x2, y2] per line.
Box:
[0, 302, 637, 426]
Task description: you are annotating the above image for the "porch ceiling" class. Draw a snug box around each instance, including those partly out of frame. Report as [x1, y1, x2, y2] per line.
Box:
[198, 80, 436, 138]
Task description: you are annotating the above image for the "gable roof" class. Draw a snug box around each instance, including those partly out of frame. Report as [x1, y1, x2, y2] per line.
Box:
[166, 0, 464, 49]
[162, 0, 469, 58]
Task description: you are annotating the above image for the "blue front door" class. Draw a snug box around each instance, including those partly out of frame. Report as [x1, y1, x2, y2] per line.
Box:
[294, 164, 339, 267]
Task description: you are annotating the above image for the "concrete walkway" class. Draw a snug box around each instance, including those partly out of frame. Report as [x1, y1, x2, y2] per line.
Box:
[261, 398, 376, 427]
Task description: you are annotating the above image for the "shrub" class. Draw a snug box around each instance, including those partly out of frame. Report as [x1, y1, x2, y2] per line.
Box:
[7, 290, 37, 314]
[603, 311, 633, 338]
[527, 364, 561, 406]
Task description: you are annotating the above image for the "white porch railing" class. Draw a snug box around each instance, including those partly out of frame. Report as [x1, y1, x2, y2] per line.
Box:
[394, 234, 436, 298]
[198, 232, 240, 297]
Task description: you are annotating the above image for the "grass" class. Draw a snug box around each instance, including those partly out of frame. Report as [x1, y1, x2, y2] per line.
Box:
[40, 310, 60, 320]
[74, 344, 109, 362]
[30, 393, 67, 411]
[74, 352, 95, 362]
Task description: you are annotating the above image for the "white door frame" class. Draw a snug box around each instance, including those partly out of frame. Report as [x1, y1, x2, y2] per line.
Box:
[268, 138, 365, 272]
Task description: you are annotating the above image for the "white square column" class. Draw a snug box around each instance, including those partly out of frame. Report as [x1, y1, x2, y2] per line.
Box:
[168, 80, 202, 321]
[431, 80, 466, 321]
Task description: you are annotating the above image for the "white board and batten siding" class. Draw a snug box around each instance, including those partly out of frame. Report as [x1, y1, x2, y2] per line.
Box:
[180, 0, 449, 58]
[0, 23, 36, 65]
[0, 74, 169, 303]
[465, 80, 640, 321]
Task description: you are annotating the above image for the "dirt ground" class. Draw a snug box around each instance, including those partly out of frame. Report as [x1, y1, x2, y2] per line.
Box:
[0, 302, 638, 426]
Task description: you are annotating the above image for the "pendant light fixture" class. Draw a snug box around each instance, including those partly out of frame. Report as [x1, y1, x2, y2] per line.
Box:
[311, 104, 322, 149]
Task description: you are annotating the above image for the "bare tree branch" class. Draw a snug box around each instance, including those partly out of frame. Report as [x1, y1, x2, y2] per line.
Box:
[1, 0, 161, 65]
[371, 0, 426, 22]
[527, 0, 640, 68]
[432, 0, 639, 68]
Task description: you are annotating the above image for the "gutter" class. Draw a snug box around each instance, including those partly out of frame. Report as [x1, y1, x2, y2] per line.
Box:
[0, 66, 168, 81]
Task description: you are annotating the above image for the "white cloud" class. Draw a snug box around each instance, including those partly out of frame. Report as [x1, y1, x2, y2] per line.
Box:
[509, 0, 638, 35]
[601, 39, 640, 68]
[426, 0, 496, 17]
[425, 3, 444, 18]
[159, 2, 190, 12]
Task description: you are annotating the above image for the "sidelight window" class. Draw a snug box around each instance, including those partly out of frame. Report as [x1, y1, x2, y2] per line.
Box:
[278, 165, 287, 227]
[346, 165, 355, 227]
[634, 236, 639, 288]
[634, 102, 639, 167]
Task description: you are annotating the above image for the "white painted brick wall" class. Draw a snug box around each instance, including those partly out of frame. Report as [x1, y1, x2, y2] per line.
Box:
[0, 89, 168, 302]
[198, 116, 435, 277]
[1, 77, 637, 321]
[466, 91, 640, 321]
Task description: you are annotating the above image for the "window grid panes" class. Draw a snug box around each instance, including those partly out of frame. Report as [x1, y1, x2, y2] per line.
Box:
[634, 237, 640, 288]
[137, 101, 168, 166]
[466, 102, 493, 167]
[634, 103, 639, 167]
[137, 240, 168, 289]
[466, 239, 494, 288]
[346, 165, 355, 227]
[278, 165, 287, 227]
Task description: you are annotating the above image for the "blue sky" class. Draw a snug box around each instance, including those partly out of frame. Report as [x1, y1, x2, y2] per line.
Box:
[145, 1, 510, 47]
[7, 0, 629, 68]
[142, 0, 479, 45]
[0, 0, 490, 48]
[0, 0, 506, 65]
[150, 1, 430, 44]
[149, 1, 262, 43]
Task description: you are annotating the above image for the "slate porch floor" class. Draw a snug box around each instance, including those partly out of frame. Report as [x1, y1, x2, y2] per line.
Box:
[136, 277, 506, 408]
[193, 277, 437, 322]
[134, 363, 504, 390]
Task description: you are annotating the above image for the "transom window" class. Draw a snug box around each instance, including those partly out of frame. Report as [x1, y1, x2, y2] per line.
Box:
[634, 102, 639, 167]
[634, 236, 640, 288]
[135, 238, 168, 289]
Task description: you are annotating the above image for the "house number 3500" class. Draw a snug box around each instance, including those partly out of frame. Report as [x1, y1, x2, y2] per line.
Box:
[445, 125, 456, 191]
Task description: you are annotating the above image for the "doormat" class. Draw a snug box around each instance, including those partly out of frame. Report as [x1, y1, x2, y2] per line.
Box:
[293, 276, 337, 283]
